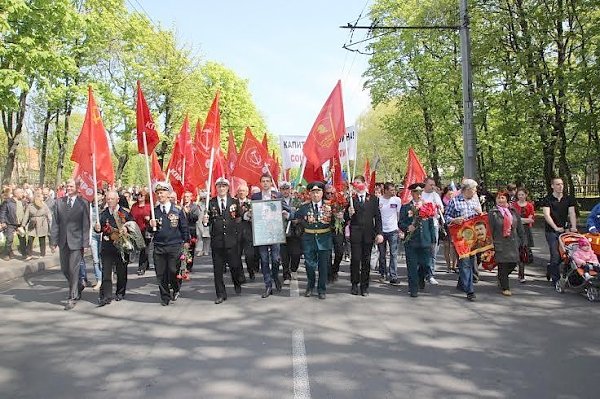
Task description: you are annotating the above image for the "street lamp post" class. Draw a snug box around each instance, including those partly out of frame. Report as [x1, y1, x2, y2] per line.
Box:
[459, 0, 477, 179]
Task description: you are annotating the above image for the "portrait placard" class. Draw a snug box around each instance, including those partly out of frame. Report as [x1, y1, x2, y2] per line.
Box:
[251, 200, 286, 246]
[448, 214, 494, 259]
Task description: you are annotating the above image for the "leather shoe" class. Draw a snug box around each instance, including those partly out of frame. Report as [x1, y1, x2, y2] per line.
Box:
[418, 279, 425, 290]
[361, 288, 369, 297]
[161, 300, 170, 306]
[410, 292, 418, 298]
[64, 299, 76, 310]
[115, 294, 124, 301]
[351, 284, 359, 295]
[274, 278, 282, 292]
[249, 273, 255, 281]
[304, 289, 313, 297]
[318, 293, 326, 300]
[214, 297, 225, 304]
[234, 284, 242, 294]
[97, 298, 112, 307]
[137, 270, 145, 276]
[261, 287, 272, 298]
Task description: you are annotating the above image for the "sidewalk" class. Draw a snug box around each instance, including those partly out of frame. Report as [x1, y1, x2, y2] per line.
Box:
[0, 253, 61, 284]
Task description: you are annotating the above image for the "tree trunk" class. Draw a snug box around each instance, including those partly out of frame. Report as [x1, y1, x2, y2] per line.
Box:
[2, 89, 29, 184]
[38, 109, 53, 186]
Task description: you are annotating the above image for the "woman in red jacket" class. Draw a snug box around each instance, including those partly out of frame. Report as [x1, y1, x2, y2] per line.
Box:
[512, 188, 535, 283]
[130, 189, 152, 275]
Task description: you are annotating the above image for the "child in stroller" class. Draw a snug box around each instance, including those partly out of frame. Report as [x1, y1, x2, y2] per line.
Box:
[557, 233, 600, 301]
[572, 237, 600, 280]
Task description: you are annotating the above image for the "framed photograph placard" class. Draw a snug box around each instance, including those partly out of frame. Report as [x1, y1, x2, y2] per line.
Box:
[251, 200, 286, 246]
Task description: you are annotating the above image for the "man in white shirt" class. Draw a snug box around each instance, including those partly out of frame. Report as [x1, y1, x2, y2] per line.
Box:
[421, 177, 443, 285]
[377, 182, 402, 285]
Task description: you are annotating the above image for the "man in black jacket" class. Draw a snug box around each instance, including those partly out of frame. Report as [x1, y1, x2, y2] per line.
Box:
[207, 178, 244, 304]
[182, 191, 201, 272]
[0, 187, 27, 260]
[94, 191, 134, 306]
[346, 175, 383, 296]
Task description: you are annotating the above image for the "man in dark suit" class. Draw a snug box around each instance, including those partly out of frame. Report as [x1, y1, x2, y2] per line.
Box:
[206, 177, 244, 304]
[249, 173, 291, 298]
[236, 184, 259, 281]
[149, 182, 190, 306]
[94, 190, 134, 306]
[50, 179, 91, 310]
[295, 181, 333, 299]
[346, 175, 383, 296]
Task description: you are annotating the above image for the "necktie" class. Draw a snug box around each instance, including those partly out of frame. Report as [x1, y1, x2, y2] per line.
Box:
[359, 196, 364, 205]
[221, 198, 226, 214]
[68, 198, 73, 208]
[161, 205, 165, 214]
[313, 203, 319, 216]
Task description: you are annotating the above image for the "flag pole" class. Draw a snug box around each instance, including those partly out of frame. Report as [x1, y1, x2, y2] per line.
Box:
[142, 131, 156, 229]
[205, 147, 215, 210]
[342, 131, 354, 209]
[91, 152, 100, 225]
[296, 156, 307, 187]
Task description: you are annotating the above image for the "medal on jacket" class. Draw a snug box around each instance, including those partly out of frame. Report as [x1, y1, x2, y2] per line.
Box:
[168, 213, 179, 227]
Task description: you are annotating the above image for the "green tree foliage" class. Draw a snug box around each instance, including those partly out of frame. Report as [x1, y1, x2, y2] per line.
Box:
[1, 0, 266, 186]
[364, 0, 600, 197]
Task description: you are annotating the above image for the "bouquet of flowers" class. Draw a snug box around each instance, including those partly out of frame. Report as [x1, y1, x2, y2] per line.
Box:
[404, 201, 437, 242]
[178, 246, 193, 281]
[329, 192, 348, 234]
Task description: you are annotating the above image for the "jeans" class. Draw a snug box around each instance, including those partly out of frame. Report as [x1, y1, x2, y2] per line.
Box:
[545, 231, 561, 283]
[458, 255, 476, 295]
[430, 226, 440, 277]
[91, 234, 102, 281]
[258, 244, 281, 288]
[377, 230, 399, 280]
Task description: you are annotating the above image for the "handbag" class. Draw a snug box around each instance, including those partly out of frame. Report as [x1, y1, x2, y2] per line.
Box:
[519, 244, 533, 264]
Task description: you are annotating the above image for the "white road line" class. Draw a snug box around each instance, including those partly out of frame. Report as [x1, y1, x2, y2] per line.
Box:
[292, 329, 312, 399]
[290, 278, 299, 297]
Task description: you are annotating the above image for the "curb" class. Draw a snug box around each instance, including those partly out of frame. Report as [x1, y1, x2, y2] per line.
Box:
[0, 255, 61, 284]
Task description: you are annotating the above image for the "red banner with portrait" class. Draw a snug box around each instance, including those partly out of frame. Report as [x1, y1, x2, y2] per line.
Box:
[448, 214, 494, 264]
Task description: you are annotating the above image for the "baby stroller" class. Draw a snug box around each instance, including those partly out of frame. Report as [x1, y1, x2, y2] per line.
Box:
[556, 232, 600, 301]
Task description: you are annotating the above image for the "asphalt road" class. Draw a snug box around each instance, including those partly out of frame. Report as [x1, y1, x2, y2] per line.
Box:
[1, 251, 599, 399]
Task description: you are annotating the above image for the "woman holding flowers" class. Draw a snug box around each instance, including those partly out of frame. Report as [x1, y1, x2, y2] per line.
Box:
[399, 183, 437, 297]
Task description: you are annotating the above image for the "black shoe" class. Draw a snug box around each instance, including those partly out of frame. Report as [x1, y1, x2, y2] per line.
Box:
[410, 292, 418, 298]
[115, 294, 124, 301]
[261, 287, 272, 298]
[361, 288, 369, 297]
[318, 293, 326, 300]
[215, 297, 225, 304]
[172, 291, 180, 301]
[467, 292, 476, 301]
[351, 284, 359, 295]
[274, 278, 282, 292]
[161, 300, 169, 306]
[64, 299, 76, 310]
[76, 282, 85, 300]
[418, 279, 425, 290]
[137, 270, 145, 276]
[249, 273, 255, 281]
[473, 274, 479, 284]
[304, 289, 313, 297]
[235, 285, 242, 294]
[97, 298, 112, 307]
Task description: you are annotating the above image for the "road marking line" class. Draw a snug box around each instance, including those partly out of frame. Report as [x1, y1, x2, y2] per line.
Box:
[292, 329, 311, 399]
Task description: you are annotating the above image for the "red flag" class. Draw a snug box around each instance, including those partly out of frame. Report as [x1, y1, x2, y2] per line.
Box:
[400, 148, 427, 204]
[71, 164, 96, 202]
[369, 170, 377, 194]
[167, 116, 196, 197]
[262, 133, 269, 153]
[136, 81, 160, 154]
[227, 130, 238, 174]
[364, 159, 371, 185]
[204, 92, 221, 150]
[71, 86, 114, 187]
[210, 147, 228, 196]
[331, 154, 344, 191]
[271, 151, 280, 185]
[151, 151, 165, 183]
[232, 127, 271, 186]
[303, 157, 324, 182]
[302, 80, 345, 167]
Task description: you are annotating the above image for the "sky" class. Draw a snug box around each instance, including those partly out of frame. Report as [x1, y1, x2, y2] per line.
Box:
[129, 0, 373, 137]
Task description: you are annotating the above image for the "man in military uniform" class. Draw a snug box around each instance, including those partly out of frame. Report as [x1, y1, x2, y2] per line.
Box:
[149, 182, 190, 306]
[206, 177, 244, 304]
[280, 181, 302, 284]
[295, 182, 333, 299]
[94, 190, 134, 306]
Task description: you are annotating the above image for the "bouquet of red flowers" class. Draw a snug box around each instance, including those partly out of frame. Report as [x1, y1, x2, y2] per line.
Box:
[177, 246, 193, 281]
[418, 202, 437, 219]
[404, 201, 437, 242]
[329, 192, 348, 234]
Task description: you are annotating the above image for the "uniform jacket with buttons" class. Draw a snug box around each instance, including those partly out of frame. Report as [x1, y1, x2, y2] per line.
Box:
[295, 201, 334, 251]
[208, 196, 242, 249]
[152, 203, 189, 246]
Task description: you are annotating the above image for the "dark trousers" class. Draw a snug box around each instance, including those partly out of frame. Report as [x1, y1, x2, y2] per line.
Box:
[330, 233, 344, 277]
[212, 245, 243, 298]
[281, 243, 301, 279]
[306, 249, 329, 294]
[26, 236, 46, 257]
[545, 231, 561, 283]
[100, 251, 127, 299]
[153, 244, 181, 303]
[497, 262, 517, 290]
[59, 247, 82, 300]
[240, 234, 259, 276]
[137, 237, 151, 272]
[186, 233, 197, 271]
[4, 226, 26, 257]
[405, 245, 429, 295]
[350, 241, 373, 289]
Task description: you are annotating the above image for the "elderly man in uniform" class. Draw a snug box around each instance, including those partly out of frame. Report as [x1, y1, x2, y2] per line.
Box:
[149, 182, 190, 306]
[206, 177, 244, 303]
[295, 182, 334, 299]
